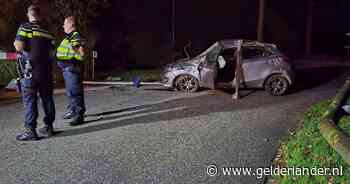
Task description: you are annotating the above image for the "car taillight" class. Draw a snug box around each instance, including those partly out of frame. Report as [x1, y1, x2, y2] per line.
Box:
[280, 56, 295, 70]
[282, 56, 290, 63]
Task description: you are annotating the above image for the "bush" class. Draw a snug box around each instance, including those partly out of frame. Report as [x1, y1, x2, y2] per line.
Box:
[0, 61, 17, 86]
[0, 60, 66, 86]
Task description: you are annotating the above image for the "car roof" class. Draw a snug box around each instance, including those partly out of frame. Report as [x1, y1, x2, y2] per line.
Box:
[219, 39, 277, 49]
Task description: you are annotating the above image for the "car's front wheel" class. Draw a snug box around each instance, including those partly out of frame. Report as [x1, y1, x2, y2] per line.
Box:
[174, 74, 199, 93]
[264, 74, 289, 96]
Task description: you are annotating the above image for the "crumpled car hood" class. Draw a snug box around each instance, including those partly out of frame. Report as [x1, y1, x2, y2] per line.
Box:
[165, 41, 223, 70]
[166, 57, 204, 70]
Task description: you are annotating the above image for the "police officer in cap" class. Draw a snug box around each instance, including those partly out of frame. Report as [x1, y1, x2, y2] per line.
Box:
[14, 4, 56, 141]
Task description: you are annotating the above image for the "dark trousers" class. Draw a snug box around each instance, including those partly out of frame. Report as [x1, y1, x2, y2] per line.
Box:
[62, 65, 85, 115]
[21, 78, 55, 129]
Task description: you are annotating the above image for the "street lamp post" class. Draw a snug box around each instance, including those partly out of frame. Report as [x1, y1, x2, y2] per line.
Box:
[172, 0, 176, 50]
[257, 0, 265, 42]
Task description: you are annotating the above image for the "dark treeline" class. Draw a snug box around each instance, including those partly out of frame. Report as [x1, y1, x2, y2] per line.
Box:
[1, 0, 350, 71]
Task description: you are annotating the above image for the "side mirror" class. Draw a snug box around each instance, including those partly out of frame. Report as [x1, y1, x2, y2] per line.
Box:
[198, 62, 203, 71]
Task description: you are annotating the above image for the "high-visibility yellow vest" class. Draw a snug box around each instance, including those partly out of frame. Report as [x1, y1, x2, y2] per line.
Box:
[17, 27, 54, 40]
[56, 31, 83, 61]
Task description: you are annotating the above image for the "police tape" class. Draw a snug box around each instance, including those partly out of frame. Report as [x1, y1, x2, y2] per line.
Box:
[0, 51, 17, 61]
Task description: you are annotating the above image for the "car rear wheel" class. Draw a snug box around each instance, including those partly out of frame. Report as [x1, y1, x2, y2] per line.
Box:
[264, 75, 289, 96]
[175, 74, 199, 93]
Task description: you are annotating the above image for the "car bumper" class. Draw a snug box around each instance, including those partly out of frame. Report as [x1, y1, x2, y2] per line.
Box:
[161, 71, 175, 88]
[284, 67, 295, 85]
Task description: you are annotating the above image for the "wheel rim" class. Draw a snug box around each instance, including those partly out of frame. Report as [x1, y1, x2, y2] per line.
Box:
[267, 77, 287, 95]
[177, 75, 197, 92]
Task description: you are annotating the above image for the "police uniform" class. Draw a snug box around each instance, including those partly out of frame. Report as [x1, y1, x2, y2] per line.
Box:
[56, 31, 85, 123]
[15, 21, 56, 140]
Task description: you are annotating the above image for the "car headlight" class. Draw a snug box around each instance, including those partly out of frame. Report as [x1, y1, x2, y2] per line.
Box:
[161, 76, 169, 83]
[163, 66, 172, 73]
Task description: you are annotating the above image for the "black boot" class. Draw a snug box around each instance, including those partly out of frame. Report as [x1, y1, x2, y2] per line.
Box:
[69, 115, 84, 126]
[16, 128, 38, 141]
[38, 124, 54, 137]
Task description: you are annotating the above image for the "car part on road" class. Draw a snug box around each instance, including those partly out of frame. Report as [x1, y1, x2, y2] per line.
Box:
[83, 81, 162, 86]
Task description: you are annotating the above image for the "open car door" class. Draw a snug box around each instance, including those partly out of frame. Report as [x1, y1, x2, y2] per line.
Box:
[198, 42, 222, 89]
[198, 59, 217, 89]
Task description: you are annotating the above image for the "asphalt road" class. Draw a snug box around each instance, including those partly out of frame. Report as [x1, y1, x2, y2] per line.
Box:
[0, 67, 348, 184]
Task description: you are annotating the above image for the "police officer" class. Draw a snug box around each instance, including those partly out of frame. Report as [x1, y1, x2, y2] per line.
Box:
[14, 5, 56, 141]
[56, 16, 85, 125]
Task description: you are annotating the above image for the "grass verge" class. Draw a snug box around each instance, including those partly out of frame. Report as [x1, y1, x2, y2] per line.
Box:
[0, 63, 162, 87]
[270, 101, 350, 184]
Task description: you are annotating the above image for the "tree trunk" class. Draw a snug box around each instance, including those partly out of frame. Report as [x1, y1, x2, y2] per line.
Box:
[319, 120, 350, 164]
[323, 80, 350, 120]
[305, 0, 314, 55]
[320, 79, 350, 165]
[257, 0, 265, 42]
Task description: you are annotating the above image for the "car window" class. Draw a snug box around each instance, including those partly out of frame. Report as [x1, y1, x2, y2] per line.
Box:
[220, 48, 236, 62]
[242, 47, 271, 60]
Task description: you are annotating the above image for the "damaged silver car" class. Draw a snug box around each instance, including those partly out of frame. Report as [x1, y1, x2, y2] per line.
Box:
[161, 39, 295, 96]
